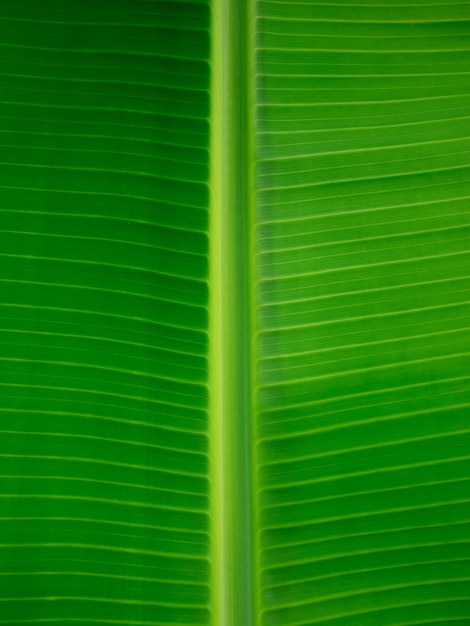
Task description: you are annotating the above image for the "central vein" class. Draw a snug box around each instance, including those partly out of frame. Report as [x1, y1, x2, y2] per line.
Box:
[209, 0, 258, 624]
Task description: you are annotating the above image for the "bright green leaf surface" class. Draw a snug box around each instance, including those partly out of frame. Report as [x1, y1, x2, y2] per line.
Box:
[254, 2, 470, 625]
[0, 1, 469, 626]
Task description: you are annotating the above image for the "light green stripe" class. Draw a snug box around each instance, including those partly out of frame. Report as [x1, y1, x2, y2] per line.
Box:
[209, 0, 257, 624]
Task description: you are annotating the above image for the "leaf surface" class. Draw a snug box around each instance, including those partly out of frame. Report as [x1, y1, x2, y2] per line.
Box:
[0, 1, 469, 626]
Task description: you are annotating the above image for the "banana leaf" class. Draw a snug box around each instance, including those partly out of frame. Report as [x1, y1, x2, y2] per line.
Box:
[0, 1, 469, 625]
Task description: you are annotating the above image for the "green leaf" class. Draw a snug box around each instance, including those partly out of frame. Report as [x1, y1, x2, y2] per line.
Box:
[0, 1, 469, 626]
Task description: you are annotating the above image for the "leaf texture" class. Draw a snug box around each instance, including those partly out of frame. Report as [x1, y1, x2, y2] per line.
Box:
[0, 1, 210, 625]
[0, 1, 469, 626]
[253, 1, 470, 625]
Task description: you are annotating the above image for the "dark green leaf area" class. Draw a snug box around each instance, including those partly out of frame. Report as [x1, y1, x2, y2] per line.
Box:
[0, 0, 211, 623]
